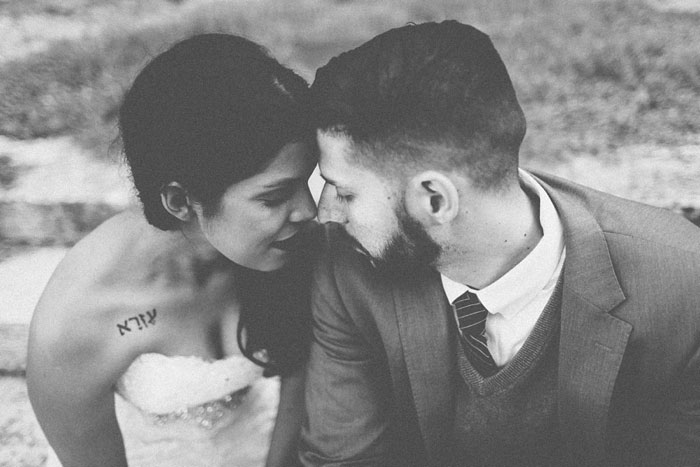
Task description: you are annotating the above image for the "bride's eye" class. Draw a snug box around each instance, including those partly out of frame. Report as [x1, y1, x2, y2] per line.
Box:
[261, 197, 286, 207]
[261, 197, 290, 208]
[259, 187, 294, 207]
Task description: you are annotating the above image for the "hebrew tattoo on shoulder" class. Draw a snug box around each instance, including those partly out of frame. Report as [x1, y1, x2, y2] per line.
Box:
[117, 308, 157, 336]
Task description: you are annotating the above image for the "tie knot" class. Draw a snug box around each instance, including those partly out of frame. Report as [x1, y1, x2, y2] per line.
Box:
[452, 289, 497, 376]
[452, 289, 479, 307]
[452, 290, 488, 337]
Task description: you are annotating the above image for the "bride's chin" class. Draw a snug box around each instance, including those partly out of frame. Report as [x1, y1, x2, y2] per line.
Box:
[258, 252, 291, 272]
[230, 250, 291, 273]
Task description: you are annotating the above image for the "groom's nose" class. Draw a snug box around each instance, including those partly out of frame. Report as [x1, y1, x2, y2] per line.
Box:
[317, 184, 347, 224]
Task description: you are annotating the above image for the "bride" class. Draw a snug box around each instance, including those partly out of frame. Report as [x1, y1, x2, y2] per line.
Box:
[26, 33, 317, 467]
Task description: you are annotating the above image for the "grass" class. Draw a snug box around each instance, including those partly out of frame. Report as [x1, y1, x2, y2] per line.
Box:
[503, 1, 700, 160]
[0, 0, 698, 162]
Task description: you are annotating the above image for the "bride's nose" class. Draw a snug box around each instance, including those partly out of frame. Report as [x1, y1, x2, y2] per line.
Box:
[289, 185, 317, 223]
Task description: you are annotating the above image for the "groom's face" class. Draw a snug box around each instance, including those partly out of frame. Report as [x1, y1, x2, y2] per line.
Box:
[317, 131, 440, 270]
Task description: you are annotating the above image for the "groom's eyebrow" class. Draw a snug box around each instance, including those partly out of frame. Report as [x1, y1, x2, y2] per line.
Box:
[319, 174, 339, 186]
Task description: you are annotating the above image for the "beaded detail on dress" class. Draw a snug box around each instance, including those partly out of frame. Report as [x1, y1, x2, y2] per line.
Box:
[45, 352, 279, 467]
[116, 352, 263, 417]
[150, 385, 251, 429]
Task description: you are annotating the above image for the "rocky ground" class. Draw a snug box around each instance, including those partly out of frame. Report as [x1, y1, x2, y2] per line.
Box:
[0, 377, 45, 467]
[0, 134, 131, 466]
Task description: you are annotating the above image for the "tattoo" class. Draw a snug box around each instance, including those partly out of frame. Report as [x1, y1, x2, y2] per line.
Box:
[117, 309, 157, 336]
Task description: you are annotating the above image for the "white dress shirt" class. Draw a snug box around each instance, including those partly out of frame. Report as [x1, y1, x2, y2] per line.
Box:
[441, 170, 566, 367]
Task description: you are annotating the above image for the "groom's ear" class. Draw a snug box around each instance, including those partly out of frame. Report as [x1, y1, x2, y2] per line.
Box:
[404, 171, 459, 225]
[160, 182, 195, 223]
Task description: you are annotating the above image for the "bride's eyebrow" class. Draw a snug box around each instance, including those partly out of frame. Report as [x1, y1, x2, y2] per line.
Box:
[261, 177, 302, 190]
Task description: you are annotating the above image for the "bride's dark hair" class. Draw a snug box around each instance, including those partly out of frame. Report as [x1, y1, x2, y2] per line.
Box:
[119, 33, 313, 230]
[236, 249, 314, 376]
[118, 33, 315, 374]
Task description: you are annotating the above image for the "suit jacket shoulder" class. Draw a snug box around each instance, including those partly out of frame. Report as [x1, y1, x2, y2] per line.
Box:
[533, 170, 700, 254]
[312, 223, 403, 355]
[534, 170, 700, 374]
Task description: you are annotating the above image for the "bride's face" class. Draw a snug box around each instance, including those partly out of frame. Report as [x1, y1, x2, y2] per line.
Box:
[195, 141, 317, 271]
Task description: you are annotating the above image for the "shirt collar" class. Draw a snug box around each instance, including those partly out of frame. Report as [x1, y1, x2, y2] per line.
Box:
[441, 170, 565, 319]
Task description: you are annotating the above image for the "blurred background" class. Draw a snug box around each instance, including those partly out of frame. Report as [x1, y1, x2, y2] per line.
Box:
[0, 0, 699, 465]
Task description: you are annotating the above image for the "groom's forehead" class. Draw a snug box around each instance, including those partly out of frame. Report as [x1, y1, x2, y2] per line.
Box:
[317, 130, 353, 156]
[317, 131, 357, 173]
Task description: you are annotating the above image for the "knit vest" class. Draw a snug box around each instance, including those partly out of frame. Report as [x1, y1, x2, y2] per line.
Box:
[452, 280, 565, 467]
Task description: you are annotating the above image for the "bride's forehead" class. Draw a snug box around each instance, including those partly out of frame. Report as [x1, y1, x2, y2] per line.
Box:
[220, 143, 313, 193]
[251, 144, 315, 185]
[266, 141, 315, 169]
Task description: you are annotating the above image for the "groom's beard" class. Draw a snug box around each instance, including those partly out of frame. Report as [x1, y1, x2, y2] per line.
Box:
[370, 203, 441, 278]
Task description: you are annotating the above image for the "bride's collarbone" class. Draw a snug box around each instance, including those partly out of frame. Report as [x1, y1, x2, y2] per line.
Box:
[109, 284, 240, 329]
[106, 278, 240, 352]
[140, 308, 242, 362]
[106, 256, 234, 293]
[92, 253, 241, 358]
[103, 253, 239, 307]
[107, 302, 241, 364]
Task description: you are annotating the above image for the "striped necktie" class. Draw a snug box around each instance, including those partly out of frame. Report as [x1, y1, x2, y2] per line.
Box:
[452, 290, 498, 377]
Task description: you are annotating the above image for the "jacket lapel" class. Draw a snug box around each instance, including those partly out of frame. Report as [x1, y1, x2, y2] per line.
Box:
[391, 270, 455, 466]
[534, 172, 633, 463]
[389, 172, 634, 464]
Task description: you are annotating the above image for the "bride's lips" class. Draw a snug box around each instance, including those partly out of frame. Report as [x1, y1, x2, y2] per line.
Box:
[271, 232, 304, 251]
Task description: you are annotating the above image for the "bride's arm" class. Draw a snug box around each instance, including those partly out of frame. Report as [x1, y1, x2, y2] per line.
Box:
[265, 364, 306, 467]
[26, 259, 130, 467]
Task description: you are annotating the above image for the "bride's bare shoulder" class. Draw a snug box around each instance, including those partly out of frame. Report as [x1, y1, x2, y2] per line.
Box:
[31, 211, 159, 333]
[28, 209, 164, 375]
[42, 209, 148, 292]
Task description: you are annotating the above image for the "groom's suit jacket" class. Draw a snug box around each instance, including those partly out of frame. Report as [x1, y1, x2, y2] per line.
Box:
[300, 172, 700, 467]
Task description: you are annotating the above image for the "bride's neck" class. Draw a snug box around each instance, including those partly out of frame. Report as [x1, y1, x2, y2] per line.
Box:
[137, 225, 238, 289]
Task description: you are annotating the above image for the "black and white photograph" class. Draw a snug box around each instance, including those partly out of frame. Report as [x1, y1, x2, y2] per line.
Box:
[1, 0, 699, 466]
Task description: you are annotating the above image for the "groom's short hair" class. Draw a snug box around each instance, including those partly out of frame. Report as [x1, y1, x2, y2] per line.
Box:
[310, 20, 526, 189]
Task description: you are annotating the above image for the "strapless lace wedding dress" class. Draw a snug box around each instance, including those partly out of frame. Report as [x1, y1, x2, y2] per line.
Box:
[45, 353, 279, 467]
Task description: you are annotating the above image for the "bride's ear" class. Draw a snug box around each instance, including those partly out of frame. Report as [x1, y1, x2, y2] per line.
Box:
[160, 182, 195, 223]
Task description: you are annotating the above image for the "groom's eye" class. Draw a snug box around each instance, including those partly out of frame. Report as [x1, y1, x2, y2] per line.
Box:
[335, 191, 353, 203]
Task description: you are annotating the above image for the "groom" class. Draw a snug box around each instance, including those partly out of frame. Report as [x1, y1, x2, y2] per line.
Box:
[300, 21, 700, 466]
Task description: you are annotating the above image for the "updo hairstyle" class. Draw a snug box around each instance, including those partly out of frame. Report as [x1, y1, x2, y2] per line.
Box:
[119, 34, 313, 230]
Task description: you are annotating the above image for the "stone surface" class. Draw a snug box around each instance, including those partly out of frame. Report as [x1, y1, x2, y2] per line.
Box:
[0, 248, 66, 378]
[647, 0, 700, 12]
[0, 325, 30, 374]
[0, 136, 133, 206]
[0, 201, 117, 246]
[0, 201, 121, 246]
[528, 144, 700, 211]
[0, 377, 48, 467]
[0, 248, 67, 326]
